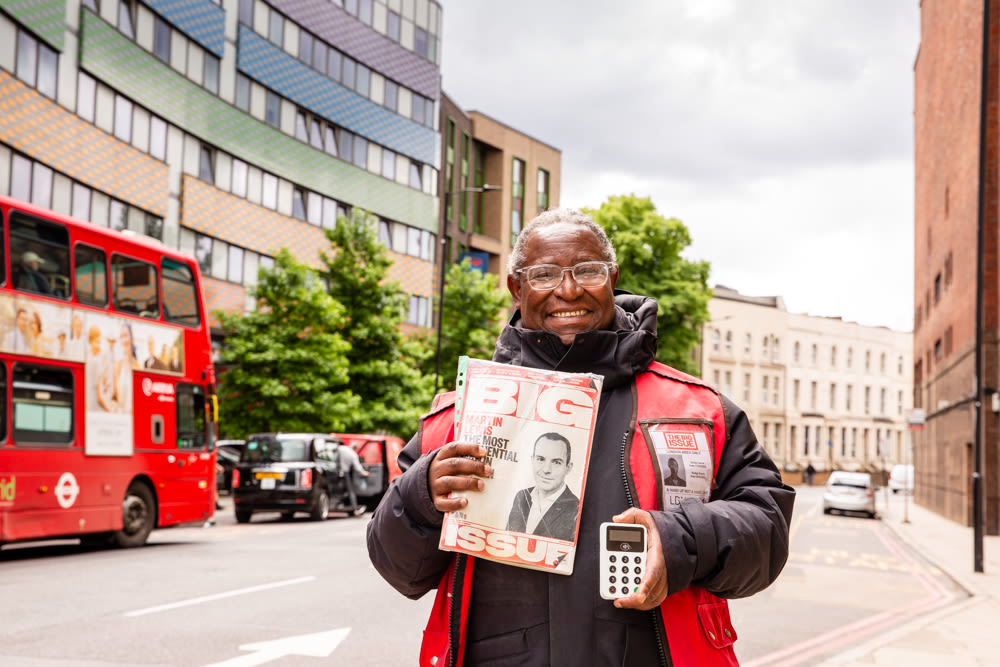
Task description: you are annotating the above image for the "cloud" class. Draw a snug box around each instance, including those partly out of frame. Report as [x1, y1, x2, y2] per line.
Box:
[442, 0, 918, 331]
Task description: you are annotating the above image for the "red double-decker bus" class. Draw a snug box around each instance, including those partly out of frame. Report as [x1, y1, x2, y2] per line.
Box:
[0, 194, 217, 548]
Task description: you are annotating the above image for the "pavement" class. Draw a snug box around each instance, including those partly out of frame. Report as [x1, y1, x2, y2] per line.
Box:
[815, 493, 1000, 666]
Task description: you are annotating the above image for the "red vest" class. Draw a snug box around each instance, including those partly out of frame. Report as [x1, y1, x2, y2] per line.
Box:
[418, 362, 739, 667]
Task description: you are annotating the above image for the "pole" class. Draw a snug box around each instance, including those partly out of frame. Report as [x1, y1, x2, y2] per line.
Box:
[973, 0, 989, 574]
[903, 428, 911, 523]
[433, 191, 451, 396]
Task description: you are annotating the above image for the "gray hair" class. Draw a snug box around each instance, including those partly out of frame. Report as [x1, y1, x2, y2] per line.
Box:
[507, 208, 617, 275]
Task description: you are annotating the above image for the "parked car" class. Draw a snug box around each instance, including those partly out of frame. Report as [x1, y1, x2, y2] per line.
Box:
[823, 471, 877, 518]
[888, 464, 914, 494]
[331, 433, 404, 505]
[232, 433, 353, 523]
[214, 439, 245, 493]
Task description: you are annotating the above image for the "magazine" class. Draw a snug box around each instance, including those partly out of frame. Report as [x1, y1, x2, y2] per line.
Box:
[438, 357, 604, 575]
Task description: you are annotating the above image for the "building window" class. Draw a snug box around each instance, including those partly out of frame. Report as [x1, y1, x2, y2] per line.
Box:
[150, 115, 167, 161]
[231, 158, 248, 198]
[114, 95, 133, 143]
[830, 383, 836, 410]
[793, 341, 800, 363]
[414, 26, 428, 58]
[385, 80, 398, 112]
[537, 169, 550, 211]
[712, 329, 720, 352]
[236, 74, 251, 112]
[382, 150, 395, 180]
[793, 379, 799, 409]
[292, 187, 306, 220]
[268, 10, 284, 46]
[77, 71, 96, 122]
[510, 158, 525, 245]
[118, 0, 136, 39]
[761, 376, 768, 405]
[865, 350, 871, 372]
[265, 91, 281, 128]
[743, 333, 752, 355]
[847, 347, 853, 369]
[204, 54, 220, 95]
[228, 245, 244, 283]
[238, 0, 254, 25]
[387, 10, 401, 41]
[724, 330, 732, 354]
[810, 381, 817, 410]
[195, 235, 212, 276]
[261, 172, 278, 210]
[864, 386, 871, 414]
[198, 145, 214, 185]
[810, 344, 817, 366]
[846, 384, 853, 411]
[154, 16, 171, 62]
[830, 345, 837, 368]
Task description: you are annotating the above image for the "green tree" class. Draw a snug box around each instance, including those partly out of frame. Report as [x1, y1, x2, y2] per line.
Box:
[584, 195, 711, 375]
[216, 249, 359, 436]
[319, 209, 432, 436]
[419, 259, 510, 394]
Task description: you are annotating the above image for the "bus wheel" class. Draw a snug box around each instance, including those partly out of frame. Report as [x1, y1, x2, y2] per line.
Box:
[113, 483, 156, 548]
[235, 508, 252, 523]
[310, 491, 330, 521]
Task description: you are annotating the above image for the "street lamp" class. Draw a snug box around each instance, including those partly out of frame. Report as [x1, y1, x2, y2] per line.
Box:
[433, 184, 502, 395]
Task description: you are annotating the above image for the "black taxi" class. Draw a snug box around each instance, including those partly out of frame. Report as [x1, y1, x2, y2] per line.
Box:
[232, 433, 348, 522]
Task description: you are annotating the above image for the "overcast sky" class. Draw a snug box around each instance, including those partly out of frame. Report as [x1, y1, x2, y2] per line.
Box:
[440, 1, 919, 333]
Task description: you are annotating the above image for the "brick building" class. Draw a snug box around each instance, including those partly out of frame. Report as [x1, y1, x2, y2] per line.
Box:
[914, 0, 1000, 533]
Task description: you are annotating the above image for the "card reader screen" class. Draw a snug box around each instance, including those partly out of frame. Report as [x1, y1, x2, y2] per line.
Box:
[607, 527, 644, 549]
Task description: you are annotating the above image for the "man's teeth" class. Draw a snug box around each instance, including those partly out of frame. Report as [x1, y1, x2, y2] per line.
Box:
[552, 310, 587, 318]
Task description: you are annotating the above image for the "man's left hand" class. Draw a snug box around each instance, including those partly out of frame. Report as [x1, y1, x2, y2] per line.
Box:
[611, 508, 668, 610]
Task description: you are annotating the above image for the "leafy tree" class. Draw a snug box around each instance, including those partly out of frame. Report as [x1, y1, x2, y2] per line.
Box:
[583, 195, 711, 375]
[319, 209, 432, 436]
[418, 258, 510, 394]
[216, 249, 359, 436]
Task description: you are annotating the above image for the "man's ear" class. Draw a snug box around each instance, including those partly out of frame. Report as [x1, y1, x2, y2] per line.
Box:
[507, 273, 522, 310]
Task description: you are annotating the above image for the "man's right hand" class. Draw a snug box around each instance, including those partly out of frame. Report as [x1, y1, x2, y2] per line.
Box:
[428, 442, 493, 513]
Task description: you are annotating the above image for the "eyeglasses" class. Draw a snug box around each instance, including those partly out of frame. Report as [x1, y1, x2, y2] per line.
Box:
[515, 261, 614, 291]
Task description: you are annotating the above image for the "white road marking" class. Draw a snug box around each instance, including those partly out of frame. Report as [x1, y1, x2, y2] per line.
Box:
[124, 576, 315, 617]
[202, 628, 350, 667]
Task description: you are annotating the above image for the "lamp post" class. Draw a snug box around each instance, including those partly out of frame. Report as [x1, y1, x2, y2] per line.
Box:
[433, 184, 502, 395]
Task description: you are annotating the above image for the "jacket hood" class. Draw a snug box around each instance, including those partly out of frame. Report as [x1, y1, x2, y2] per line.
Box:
[492, 291, 658, 389]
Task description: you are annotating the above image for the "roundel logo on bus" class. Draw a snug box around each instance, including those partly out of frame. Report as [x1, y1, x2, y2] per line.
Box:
[142, 378, 176, 402]
[56, 472, 80, 509]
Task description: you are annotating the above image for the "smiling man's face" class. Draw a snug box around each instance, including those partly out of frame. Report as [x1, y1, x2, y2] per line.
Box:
[507, 222, 618, 345]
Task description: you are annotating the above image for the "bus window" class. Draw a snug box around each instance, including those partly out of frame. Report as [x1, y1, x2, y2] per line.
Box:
[9, 212, 70, 299]
[74, 243, 108, 306]
[162, 258, 201, 327]
[176, 383, 206, 449]
[12, 364, 73, 445]
[111, 254, 159, 318]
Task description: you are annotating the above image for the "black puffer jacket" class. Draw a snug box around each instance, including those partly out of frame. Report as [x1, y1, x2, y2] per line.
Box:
[367, 293, 794, 666]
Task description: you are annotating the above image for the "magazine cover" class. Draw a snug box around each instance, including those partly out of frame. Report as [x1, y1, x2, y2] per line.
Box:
[439, 356, 604, 575]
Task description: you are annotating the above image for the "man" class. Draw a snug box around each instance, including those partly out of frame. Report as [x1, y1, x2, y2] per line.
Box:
[506, 432, 580, 541]
[18, 251, 52, 294]
[663, 456, 686, 487]
[143, 336, 168, 370]
[337, 441, 369, 517]
[367, 208, 794, 665]
[2, 307, 30, 352]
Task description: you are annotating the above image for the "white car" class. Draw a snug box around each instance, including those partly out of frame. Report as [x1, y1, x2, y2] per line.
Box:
[888, 464, 914, 494]
[822, 471, 877, 518]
